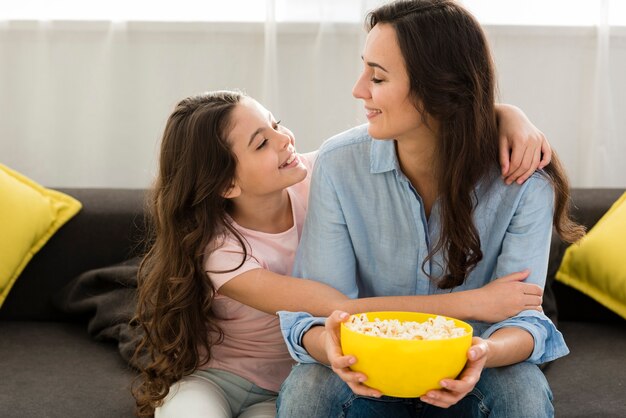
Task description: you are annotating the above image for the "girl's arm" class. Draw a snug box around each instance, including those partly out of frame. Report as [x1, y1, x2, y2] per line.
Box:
[218, 268, 542, 323]
[495, 103, 551, 185]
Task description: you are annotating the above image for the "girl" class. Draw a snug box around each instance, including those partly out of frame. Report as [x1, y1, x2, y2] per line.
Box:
[277, 1, 585, 417]
[133, 90, 554, 418]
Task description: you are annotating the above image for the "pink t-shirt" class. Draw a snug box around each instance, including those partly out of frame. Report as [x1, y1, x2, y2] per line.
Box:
[202, 152, 316, 392]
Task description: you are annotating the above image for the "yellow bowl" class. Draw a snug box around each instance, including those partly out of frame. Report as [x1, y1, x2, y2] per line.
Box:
[340, 311, 473, 398]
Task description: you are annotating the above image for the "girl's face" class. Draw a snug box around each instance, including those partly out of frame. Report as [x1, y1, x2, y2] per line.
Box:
[226, 97, 307, 198]
[352, 23, 425, 142]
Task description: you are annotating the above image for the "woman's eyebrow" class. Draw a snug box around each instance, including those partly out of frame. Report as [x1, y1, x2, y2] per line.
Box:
[361, 55, 389, 73]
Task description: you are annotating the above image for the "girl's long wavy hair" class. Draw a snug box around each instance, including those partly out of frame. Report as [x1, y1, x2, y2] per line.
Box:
[132, 90, 247, 416]
[367, 0, 585, 289]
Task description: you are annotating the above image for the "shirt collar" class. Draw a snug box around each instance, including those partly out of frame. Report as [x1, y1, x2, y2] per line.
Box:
[370, 138, 400, 174]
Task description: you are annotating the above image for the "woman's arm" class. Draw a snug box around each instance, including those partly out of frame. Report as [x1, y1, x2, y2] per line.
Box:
[419, 327, 535, 409]
[483, 327, 534, 368]
[495, 103, 551, 185]
[298, 175, 560, 404]
[308, 310, 535, 405]
[421, 175, 567, 408]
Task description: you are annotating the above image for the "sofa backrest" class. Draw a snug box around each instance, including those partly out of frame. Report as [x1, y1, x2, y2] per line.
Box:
[547, 188, 626, 322]
[0, 188, 147, 321]
[2, 187, 624, 323]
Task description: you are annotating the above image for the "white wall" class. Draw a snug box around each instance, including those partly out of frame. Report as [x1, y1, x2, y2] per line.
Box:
[1, 21, 624, 188]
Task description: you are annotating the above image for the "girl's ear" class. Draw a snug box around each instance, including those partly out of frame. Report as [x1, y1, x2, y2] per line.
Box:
[223, 183, 241, 199]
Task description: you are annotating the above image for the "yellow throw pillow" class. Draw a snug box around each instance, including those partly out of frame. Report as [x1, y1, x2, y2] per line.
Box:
[556, 191, 626, 319]
[0, 164, 82, 307]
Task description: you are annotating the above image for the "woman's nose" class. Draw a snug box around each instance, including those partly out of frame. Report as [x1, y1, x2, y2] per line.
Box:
[352, 71, 370, 99]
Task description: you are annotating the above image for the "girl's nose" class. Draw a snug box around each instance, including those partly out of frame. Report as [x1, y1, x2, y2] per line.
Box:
[276, 131, 290, 149]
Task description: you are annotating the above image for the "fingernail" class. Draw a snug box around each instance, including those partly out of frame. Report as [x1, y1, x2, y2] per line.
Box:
[359, 376, 366, 383]
[440, 381, 448, 388]
[348, 357, 356, 365]
[339, 312, 348, 319]
[469, 350, 477, 360]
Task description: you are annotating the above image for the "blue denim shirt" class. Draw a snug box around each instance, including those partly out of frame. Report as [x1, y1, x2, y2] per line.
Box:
[278, 124, 569, 365]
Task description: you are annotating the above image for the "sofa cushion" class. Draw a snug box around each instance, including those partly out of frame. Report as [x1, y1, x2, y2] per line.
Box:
[0, 164, 81, 307]
[0, 321, 136, 417]
[556, 191, 626, 319]
[544, 320, 626, 417]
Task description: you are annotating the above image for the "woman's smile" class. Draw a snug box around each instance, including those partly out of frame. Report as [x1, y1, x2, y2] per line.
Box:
[365, 107, 382, 120]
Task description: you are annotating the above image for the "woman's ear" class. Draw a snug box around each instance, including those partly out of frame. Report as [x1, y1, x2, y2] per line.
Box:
[222, 183, 241, 199]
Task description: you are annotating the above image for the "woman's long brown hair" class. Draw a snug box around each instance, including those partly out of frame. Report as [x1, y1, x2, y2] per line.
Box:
[367, 0, 584, 289]
[131, 91, 247, 416]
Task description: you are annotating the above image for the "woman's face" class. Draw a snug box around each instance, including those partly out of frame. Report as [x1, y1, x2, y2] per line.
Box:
[352, 23, 424, 141]
[225, 97, 307, 198]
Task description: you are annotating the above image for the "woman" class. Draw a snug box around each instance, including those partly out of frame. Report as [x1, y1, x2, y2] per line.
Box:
[277, 1, 584, 417]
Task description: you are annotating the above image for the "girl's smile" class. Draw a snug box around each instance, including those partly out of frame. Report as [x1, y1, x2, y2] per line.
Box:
[279, 152, 300, 169]
[226, 97, 307, 199]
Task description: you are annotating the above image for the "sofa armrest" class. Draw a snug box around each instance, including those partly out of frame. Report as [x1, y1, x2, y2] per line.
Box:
[0, 188, 147, 321]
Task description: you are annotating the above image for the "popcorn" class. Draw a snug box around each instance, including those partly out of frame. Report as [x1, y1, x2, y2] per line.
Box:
[345, 314, 467, 340]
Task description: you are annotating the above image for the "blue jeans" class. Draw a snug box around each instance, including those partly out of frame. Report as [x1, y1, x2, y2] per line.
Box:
[277, 362, 553, 418]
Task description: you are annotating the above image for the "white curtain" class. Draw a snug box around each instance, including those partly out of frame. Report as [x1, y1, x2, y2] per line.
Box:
[0, 0, 624, 188]
[579, 0, 623, 187]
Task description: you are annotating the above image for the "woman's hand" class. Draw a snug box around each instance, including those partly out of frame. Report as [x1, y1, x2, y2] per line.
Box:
[420, 337, 489, 408]
[324, 310, 383, 398]
[496, 104, 551, 185]
[470, 270, 543, 323]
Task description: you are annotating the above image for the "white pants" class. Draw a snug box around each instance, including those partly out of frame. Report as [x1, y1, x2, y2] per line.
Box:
[156, 370, 277, 418]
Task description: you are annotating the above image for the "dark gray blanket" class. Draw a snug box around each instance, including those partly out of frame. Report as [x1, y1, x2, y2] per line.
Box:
[55, 257, 146, 369]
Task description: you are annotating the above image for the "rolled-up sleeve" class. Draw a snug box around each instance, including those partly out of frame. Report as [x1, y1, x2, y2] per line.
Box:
[480, 310, 569, 364]
[278, 311, 326, 363]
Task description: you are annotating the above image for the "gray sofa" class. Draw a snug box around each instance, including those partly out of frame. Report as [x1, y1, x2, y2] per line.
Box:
[0, 188, 625, 417]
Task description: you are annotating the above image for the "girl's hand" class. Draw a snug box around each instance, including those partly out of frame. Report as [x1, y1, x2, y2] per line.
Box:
[496, 104, 552, 185]
[471, 270, 543, 323]
[420, 337, 489, 408]
[324, 310, 383, 398]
